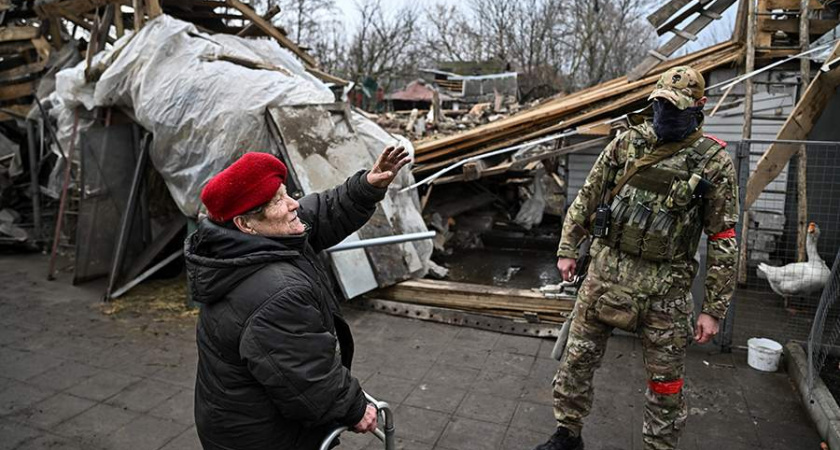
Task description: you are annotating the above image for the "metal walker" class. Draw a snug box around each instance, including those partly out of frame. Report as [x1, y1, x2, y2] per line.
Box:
[319, 392, 395, 450]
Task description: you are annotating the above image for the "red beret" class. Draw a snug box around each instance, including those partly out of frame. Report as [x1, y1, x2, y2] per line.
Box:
[200, 152, 288, 222]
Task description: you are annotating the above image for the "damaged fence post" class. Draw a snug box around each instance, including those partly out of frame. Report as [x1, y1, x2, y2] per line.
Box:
[326, 231, 436, 253]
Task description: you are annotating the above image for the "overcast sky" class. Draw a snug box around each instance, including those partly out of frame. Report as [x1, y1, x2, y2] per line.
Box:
[328, 0, 737, 53]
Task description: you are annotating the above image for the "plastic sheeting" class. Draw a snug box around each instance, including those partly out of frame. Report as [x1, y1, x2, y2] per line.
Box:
[55, 15, 333, 216]
[52, 15, 432, 285]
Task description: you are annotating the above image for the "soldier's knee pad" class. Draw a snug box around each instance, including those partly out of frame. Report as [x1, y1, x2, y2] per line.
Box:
[648, 378, 684, 395]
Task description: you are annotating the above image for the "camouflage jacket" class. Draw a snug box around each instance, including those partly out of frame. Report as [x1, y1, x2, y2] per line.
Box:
[556, 120, 739, 320]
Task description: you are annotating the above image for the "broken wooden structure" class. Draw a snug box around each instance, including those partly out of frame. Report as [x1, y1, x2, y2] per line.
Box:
[374, 0, 840, 335]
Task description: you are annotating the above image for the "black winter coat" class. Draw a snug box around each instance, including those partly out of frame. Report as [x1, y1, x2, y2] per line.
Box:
[184, 170, 386, 450]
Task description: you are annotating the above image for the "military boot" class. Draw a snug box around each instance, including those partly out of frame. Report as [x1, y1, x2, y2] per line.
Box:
[533, 427, 584, 450]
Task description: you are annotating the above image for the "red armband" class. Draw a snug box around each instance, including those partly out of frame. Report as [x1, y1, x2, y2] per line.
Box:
[709, 228, 736, 241]
[704, 134, 727, 147]
[648, 379, 684, 395]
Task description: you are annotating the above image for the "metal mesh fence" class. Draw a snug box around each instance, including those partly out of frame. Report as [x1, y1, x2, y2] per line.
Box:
[808, 250, 840, 398]
[727, 140, 840, 348]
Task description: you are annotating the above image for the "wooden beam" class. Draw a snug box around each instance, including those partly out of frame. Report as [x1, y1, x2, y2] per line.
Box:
[759, 18, 838, 35]
[115, 5, 125, 37]
[656, 1, 708, 36]
[35, 0, 128, 18]
[147, 0, 162, 18]
[0, 27, 41, 42]
[62, 12, 116, 44]
[628, 0, 738, 81]
[225, 0, 317, 68]
[305, 65, 349, 86]
[796, 0, 810, 263]
[738, 0, 757, 284]
[47, 18, 64, 49]
[374, 279, 574, 323]
[133, 0, 145, 30]
[0, 80, 35, 101]
[745, 39, 840, 209]
[733, 0, 749, 43]
[237, 4, 281, 37]
[647, 0, 694, 29]
[0, 104, 31, 122]
[0, 60, 48, 83]
[765, 0, 823, 9]
[0, 40, 35, 55]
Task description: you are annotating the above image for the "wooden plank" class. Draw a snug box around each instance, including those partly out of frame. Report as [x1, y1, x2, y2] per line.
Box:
[133, 0, 144, 30]
[656, 1, 707, 36]
[237, 4, 280, 36]
[225, 0, 317, 67]
[738, 0, 757, 285]
[628, 0, 738, 81]
[0, 80, 35, 101]
[647, 0, 694, 28]
[0, 27, 40, 42]
[115, 4, 125, 37]
[0, 60, 48, 83]
[147, 0, 162, 17]
[375, 279, 574, 318]
[306, 65, 350, 86]
[0, 40, 35, 55]
[35, 0, 126, 17]
[765, 0, 823, 9]
[796, 0, 810, 263]
[63, 12, 116, 44]
[745, 39, 840, 209]
[759, 18, 838, 35]
[733, 0, 750, 43]
[0, 104, 32, 122]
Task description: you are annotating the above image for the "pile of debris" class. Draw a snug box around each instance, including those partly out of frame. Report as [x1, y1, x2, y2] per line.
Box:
[0, 1, 431, 308]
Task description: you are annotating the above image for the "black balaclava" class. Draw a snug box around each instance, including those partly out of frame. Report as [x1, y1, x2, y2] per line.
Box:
[652, 99, 703, 143]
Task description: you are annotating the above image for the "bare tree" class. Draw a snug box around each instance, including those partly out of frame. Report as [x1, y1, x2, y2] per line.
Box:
[247, 0, 346, 74]
[423, 4, 487, 63]
[343, 0, 421, 92]
[558, 0, 656, 89]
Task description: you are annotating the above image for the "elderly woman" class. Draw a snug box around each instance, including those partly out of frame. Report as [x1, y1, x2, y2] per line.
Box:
[185, 147, 410, 450]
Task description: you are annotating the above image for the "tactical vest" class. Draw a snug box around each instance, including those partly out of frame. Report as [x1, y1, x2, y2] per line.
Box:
[597, 131, 725, 262]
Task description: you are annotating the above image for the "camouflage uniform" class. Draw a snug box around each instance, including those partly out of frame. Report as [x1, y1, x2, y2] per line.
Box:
[552, 67, 739, 450]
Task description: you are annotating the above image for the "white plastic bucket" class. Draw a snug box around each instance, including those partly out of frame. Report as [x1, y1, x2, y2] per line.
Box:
[747, 338, 783, 372]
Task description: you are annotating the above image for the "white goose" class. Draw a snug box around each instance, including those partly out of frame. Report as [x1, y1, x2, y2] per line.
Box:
[757, 222, 831, 301]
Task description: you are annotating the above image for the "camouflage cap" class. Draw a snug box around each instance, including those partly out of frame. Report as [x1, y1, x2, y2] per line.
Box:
[648, 66, 706, 110]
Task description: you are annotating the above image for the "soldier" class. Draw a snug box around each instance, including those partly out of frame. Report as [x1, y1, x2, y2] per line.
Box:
[534, 66, 739, 450]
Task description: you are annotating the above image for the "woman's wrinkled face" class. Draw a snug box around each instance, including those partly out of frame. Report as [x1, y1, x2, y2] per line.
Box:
[235, 184, 305, 237]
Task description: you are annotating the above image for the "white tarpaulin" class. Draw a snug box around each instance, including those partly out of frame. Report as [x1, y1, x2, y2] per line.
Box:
[53, 15, 431, 289]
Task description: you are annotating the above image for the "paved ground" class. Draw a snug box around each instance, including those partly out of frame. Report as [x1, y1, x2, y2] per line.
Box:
[0, 254, 824, 450]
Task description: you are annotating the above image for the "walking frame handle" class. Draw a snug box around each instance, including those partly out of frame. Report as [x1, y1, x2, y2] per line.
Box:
[319, 392, 395, 450]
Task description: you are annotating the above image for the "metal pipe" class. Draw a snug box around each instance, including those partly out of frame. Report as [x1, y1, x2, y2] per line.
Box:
[326, 231, 436, 253]
[105, 133, 150, 300]
[109, 250, 181, 299]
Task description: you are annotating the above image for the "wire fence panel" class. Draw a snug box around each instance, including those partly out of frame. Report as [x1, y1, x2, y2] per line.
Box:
[808, 251, 840, 398]
[729, 141, 840, 348]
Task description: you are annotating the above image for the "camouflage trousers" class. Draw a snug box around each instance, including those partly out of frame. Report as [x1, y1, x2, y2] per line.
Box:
[552, 270, 694, 450]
